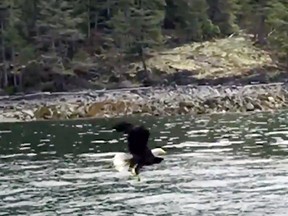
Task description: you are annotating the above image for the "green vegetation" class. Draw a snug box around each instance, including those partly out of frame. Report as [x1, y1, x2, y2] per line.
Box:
[0, 0, 287, 93]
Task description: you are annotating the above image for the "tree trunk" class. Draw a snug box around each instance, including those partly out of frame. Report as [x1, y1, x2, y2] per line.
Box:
[139, 46, 147, 72]
[0, 21, 8, 88]
[13, 73, 17, 87]
[256, 14, 267, 45]
[19, 68, 23, 92]
[107, 0, 111, 16]
[11, 46, 18, 87]
[94, 13, 98, 31]
[87, 0, 91, 38]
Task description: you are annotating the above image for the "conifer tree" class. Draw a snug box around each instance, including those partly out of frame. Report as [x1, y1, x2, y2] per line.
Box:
[266, 0, 288, 65]
[110, 0, 165, 71]
[206, 0, 239, 36]
[35, 0, 85, 61]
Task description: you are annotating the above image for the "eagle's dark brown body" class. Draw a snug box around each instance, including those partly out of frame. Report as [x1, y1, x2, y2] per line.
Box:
[112, 121, 164, 174]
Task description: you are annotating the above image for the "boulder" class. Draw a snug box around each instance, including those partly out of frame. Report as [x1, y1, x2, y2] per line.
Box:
[34, 106, 53, 119]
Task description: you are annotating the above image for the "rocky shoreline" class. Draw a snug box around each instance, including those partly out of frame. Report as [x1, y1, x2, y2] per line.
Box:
[0, 82, 288, 123]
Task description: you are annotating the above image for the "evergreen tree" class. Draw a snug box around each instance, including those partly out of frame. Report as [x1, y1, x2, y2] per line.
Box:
[0, 0, 288, 92]
[110, 0, 166, 71]
[206, 0, 239, 36]
[266, 1, 288, 65]
[183, 0, 220, 41]
[164, 0, 219, 42]
[0, 1, 26, 88]
[16, 0, 40, 40]
[36, 0, 85, 56]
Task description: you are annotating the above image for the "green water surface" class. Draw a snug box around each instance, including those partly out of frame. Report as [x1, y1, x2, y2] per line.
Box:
[1, 111, 288, 215]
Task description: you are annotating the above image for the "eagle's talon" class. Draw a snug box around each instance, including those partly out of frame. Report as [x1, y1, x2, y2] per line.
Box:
[131, 164, 139, 176]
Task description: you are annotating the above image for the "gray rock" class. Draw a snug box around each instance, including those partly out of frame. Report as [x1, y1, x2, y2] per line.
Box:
[245, 102, 255, 111]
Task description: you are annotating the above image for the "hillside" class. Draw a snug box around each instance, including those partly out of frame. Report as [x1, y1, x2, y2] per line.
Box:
[0, 0, 287, 94]
[126, 33, 280, 86]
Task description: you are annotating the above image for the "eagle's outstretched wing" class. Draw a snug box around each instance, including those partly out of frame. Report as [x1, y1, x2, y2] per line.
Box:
[127, 125, 150, 156]
[112, 121, 163, 175]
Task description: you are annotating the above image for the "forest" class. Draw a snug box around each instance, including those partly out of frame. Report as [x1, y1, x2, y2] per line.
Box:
[0, 0, 287, 94]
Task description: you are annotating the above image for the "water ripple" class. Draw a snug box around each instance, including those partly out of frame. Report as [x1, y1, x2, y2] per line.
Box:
[1, 111, 288, 215]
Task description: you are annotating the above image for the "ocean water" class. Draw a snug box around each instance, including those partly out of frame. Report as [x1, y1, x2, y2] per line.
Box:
[1, 111, 288, 215]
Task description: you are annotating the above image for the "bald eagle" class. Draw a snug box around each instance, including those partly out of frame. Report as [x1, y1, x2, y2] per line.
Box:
[112, 147, 166, 174]
[112, 121, 166, 175]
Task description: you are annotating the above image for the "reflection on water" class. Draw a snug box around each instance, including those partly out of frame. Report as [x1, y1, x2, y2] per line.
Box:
[1, 111, 288, 215]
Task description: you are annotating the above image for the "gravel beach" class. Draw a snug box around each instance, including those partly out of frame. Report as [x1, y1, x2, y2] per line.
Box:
[0, 82, 287, 123]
